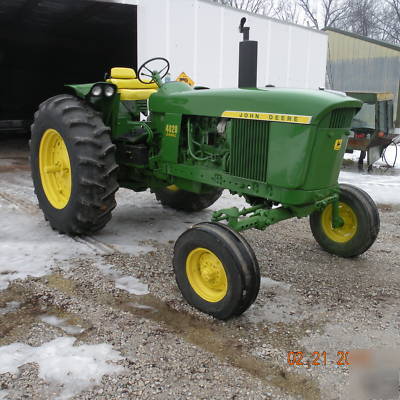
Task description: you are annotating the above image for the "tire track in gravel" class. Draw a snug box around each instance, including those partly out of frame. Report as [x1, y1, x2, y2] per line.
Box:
[121, 298, 322, 400]
[0, 191, 39, 215]
[72, 236, 118, 255]
[0, 188, 118, 256]
[35, 273, 322, 400]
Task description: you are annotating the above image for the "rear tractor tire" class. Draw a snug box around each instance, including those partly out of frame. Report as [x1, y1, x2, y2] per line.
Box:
[30, 94, 119, 235]
[173, 222, 260, 320]
[310, 184, 379, 258]
[154, 185, 222, 212]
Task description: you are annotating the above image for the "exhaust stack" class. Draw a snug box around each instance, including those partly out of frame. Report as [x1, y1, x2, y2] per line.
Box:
[238, 17, 258, 88]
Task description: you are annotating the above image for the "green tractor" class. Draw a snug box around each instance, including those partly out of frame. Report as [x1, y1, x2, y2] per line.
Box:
[30, 24, 380, 320]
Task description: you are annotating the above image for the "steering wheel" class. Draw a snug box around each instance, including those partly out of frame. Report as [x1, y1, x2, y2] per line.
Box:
[137, 57, 170, 84]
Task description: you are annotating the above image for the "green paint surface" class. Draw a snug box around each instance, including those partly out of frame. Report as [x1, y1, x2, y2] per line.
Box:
[65, 80, 362, 231]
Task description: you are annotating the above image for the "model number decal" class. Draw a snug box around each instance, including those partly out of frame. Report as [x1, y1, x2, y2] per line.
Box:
[165, 124, 178, 137]
[221, 111, 312, 125]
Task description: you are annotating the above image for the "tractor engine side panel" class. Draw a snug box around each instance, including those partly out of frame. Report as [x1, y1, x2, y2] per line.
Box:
[265, 123, 314, 189]
[152, 105, 359, 204]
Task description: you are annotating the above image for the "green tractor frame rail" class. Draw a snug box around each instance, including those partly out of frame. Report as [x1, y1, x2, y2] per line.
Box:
[30, 19, 380, 320]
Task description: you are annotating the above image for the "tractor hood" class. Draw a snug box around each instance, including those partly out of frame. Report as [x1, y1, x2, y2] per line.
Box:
[149, 82, 362, 126]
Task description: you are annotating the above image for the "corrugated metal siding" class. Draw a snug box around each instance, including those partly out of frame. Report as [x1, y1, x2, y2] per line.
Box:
[326, 30, 400, 121]
[327, 31, 400, 60]
[138, 0, 328, 89]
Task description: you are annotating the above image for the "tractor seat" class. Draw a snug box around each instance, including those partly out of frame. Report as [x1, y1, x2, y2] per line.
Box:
[107, 67, 158, 101]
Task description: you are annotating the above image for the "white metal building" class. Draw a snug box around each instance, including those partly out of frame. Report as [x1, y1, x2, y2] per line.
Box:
[0, 0, 328, 128]
[138, 0, 328, 89]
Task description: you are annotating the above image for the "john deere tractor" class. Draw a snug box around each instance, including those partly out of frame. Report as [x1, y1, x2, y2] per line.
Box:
[30, 22, 380, 319]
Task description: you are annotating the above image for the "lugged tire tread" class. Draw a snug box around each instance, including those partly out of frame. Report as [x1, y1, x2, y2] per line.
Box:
[78, 156, 105, 168]
[49, 95, 73, 106]
[69, 121, 96, 129]
[100, 144, 117, 158]
[79, 178, 107, 191]
[102, 164, 119, 178]
[93, 127, 111, 137]
[101, 184, 119, 201]
[30, 94, 119, 236]
[155, 187, 223, 212]
[74, 137, 103, 148]
[62, 106, 85, 114]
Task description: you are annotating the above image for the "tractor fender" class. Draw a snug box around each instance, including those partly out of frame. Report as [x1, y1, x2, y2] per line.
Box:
[65, 83, 94, 99]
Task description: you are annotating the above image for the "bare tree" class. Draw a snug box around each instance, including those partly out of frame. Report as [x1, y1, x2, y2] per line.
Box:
[272, 0, 302, 23]
[213, 0, 303, 22]
[296, 0, 347, 29]
[340, 0, 381, 37]
[212, 0, 268, 13]
[213, 0, 399, 45]
[296, 0, 319, 28]
[377, 0, 400, 44]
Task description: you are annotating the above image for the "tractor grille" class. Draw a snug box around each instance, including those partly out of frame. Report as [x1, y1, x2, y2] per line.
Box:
[229, 119, 269, 182]
[329, 109, 355, 129]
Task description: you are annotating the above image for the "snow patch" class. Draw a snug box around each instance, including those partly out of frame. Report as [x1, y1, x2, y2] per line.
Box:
[344, 144, 399, 169]
[340, 145, 400, 205]
[0, 391, 9, 400]
[0, 171, 249, 291]
[39, 315, 84, 335]
[0, 201, 97, 290]
[339, 170, 400, 205]
[378, 144, 400, 169]
[97, 262, 149, 295]
[246, 277, 325, 324]
[0, 183, 246, 291]
[0, 337, 123, 400]
[114, 276, 149, 295]
[260, 277, 291, 290]
[94, 189, 248, 254]
[0, 301, 20, 315]
[127, 302, 156, 311]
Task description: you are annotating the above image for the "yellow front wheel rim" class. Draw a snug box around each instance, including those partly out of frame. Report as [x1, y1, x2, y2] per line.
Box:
[39, 129, 72, 209]
[186, 248, 228, 302]
[321, 202, 358, 243]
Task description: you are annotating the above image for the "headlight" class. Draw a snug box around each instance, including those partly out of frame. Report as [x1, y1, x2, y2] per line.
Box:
[91, 85, 102, 96]
[104, 85, 115, 97]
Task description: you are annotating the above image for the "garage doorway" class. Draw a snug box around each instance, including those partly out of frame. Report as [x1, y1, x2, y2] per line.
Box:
[0, 0, 137, 133]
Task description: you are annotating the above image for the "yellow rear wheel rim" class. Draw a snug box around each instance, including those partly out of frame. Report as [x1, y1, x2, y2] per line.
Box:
[321, 202, 358, 243]
[39, 129, 72, 209]
[186, 248, 228, 303]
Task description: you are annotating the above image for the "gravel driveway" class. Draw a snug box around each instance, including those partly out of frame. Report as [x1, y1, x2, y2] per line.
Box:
[0, 138, 399, 400]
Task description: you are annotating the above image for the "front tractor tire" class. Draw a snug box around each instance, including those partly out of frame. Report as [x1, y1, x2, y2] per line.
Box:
[310, 184, 380, 258]
[173, 222, 260, 320]
[30, 94, 119, 235]
[154, 185, 222, 212]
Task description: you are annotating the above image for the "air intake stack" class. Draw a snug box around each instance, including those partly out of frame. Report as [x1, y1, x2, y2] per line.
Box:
[238, 17, 258, 88]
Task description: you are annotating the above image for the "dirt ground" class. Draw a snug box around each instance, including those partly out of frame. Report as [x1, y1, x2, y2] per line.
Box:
[0, 136, 399, 400]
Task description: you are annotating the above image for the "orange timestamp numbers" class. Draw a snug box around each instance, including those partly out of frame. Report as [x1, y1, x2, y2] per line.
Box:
[287, 350, 372, 367]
